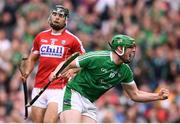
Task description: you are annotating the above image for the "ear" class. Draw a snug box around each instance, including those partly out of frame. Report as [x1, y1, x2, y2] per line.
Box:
[115, 46, 125, 56]
[117, 46, 123, 53]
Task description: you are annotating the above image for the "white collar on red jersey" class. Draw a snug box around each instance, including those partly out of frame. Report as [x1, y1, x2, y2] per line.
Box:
[51, 29, 66, 35]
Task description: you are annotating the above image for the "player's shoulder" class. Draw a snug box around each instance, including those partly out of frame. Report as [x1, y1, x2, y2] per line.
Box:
[80, 50, 110, 59]
[121, 63, 132, 72]
[36, 29, 51, 36]
[91, 50, 110, 55]
[64, 29, 81, 41]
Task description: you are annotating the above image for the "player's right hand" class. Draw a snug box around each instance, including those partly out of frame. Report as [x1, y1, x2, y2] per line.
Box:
[158, 88, 169, 100]
[20, 72, 28, 83]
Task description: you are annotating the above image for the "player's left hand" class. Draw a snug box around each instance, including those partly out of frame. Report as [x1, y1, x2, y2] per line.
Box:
[158, 88, 169, 100]
[49, 69, 76, 81]
[61, 69, 76, 79]
[48, 72, 56, 82]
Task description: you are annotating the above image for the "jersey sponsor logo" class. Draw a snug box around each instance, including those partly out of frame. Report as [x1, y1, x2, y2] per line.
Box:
[109, 72, 116, 78]
[40, 45, 64, 58]
[101, 68, 119, 78]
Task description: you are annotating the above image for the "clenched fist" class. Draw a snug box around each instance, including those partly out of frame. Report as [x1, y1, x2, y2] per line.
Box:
[20, 72, 29, 83]
[158, 88, 169, 100]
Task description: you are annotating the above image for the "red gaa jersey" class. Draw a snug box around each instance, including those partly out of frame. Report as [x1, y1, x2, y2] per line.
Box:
[31, 29, 85, 89]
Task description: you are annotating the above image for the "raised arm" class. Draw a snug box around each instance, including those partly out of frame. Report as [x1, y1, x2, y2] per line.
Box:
[122, 82, 169, 102]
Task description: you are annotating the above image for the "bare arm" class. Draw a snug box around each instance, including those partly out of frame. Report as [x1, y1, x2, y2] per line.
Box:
[21, 53, 39, 81]
[122, 82, 169, 102]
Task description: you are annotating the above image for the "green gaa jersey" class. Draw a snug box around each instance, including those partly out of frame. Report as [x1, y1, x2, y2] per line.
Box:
[67, 50, 134, 102]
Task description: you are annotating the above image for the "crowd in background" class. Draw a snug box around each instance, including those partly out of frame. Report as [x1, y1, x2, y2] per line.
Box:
[0, 0, 179, 123]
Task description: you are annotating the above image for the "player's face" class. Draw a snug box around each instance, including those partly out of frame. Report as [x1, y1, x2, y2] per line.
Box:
[49, 11, 66, 31]
[122, 45, 136, 63]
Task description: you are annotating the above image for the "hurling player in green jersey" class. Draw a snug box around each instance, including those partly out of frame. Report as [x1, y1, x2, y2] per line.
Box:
[49, 34, 169, 123]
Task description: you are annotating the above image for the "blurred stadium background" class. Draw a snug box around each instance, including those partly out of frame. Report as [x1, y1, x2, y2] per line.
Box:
[0, 0, 179, 123]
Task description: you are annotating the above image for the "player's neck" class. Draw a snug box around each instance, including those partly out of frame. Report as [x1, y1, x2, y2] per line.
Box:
[112, 52, 123, 65]
[52, 28, 65, 34]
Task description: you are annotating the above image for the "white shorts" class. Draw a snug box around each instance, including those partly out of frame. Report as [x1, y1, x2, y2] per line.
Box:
[63, 87, 97, 121]
[31, 87, 66, 113]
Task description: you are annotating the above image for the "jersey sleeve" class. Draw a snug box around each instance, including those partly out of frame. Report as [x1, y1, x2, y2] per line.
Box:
[71, 37, 85, 54]
[31, 34, 40, 54]
[121, 65, 134, 85]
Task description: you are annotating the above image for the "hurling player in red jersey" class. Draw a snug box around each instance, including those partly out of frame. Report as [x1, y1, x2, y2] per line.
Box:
[21, 5, 85, 123]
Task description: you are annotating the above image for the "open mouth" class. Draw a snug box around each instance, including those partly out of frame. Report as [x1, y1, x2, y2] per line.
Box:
[54, 20, 59, 22]
[53, 21, 60, 24]
[52, 23, 60, 27]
